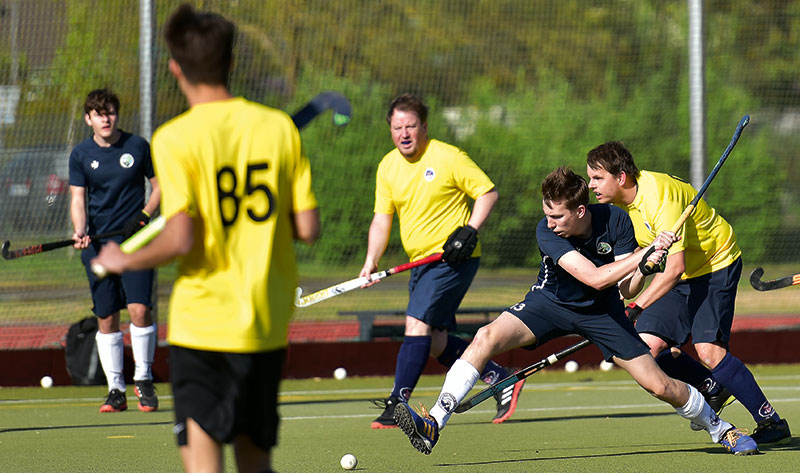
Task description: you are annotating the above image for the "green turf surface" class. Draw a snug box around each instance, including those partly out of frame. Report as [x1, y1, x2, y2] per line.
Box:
[1, 365, 797, 472]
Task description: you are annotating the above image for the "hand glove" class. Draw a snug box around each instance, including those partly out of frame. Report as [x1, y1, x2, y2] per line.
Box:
[638, 246, 666, 276]
[442, 225, 478, 265]
[122, 210, 151, 239]
[625, 302, 643, 322]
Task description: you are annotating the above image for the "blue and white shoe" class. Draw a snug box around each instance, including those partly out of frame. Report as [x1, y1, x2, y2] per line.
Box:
[718, 428, 759, 455]
[393, 402, 439, 455]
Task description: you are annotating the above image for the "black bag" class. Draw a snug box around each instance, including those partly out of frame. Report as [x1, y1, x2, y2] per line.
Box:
[64, 317, 106, 385]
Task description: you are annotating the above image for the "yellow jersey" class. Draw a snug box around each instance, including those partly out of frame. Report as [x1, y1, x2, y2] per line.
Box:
[152, 97, 317, 352]
[622, 170, 741, 279]
[374, 139, 495, 262]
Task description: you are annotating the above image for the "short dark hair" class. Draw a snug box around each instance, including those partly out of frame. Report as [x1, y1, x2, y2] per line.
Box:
[164, 3, 235, 86]
[386, 93, 428, 125]
[541, 166, 589, 210]
[84, 88, 120, 115]
[586, 141, 640, 181]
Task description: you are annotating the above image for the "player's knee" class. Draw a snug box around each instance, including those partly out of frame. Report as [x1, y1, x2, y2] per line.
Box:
[471, 324, 503, 353]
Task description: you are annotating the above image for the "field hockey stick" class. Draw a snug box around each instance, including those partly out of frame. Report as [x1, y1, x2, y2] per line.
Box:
[291, 91, 352, 129]
[294, 253, 443, 308]
[89, 92, 351, 279]
[454, 309, 645, 414]
[641, 114, 750, 273]
[749, 267, 800, 291]
[2, 230, 125, 261]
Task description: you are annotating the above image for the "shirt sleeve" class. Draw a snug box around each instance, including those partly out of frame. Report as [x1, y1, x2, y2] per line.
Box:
[536, 218, 575, 264]
[613, 208, 638, 256]
[373, 158, 395, 215]
[291, 134, 317, 213]
[68, 149, 85, 187]
[152, 129, 195, 219]
[451, 149, 495, 199]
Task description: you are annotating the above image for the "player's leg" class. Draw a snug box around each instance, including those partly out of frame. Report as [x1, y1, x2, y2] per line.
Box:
[180, 418, 224, 473]
[395, 311, 537, 454]
[82, 242, 128, 412]
[233, 348, 284, 473]
[636, 283, 731, 413]
[617, 353, 757, 454]
[371, 258, 475, 429]
[691, 258, 790, 444]
[123, 269, 159, 411]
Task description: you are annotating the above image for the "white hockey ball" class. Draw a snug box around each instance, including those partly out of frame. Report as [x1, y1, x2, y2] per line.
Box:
[40, 375, 53, 388]
[599, 360, 614, 371]
[340, 453, 357, 470]
[564, 360, 579, 373]
[334, 367, 348, 380]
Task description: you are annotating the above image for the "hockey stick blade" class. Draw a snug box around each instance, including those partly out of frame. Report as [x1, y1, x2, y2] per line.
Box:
[749, 267, 800, 291]
[291, 91, 352, 129]
[295, 253, 442, 308]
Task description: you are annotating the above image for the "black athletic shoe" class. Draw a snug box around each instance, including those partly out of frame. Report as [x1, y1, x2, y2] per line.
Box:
[691, 387, 735, 431]
[751, 418, 791, 445]
[134, 380, 159, 412]
[370, 396, 403, 429]
[100, 388, 128, 413]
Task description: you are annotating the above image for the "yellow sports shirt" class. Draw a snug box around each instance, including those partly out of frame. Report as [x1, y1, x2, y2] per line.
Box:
[622, 170, 741, 279]
[375, 139, 495, 262]
[152, 97, 317, 352]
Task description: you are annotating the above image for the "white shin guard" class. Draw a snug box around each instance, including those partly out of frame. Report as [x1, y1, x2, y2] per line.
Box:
[95, 330, 125, 391]
[429, 359, 480, 430]
[675, 384, 732, 443]
[130, 323, 157, 381]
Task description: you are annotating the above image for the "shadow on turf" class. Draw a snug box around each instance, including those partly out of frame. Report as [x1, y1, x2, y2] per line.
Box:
[0, 420, 171, 434]
[457, 410, 675, 426]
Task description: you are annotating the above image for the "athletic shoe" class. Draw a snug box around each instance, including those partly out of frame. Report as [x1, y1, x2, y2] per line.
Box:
[99, 388, 128, 413]
[369, 396, 403, 429]
[690, 387, 736, 431]
[751, 418, 791, 445]
[718, 427, 759, 455]
[394, 402, 439, 455]
[492, 378, 526, 424]
[134, 380, 159, 412]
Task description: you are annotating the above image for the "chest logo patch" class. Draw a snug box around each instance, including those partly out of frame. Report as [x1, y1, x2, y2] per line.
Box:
[424, 168, 435, 182]
[91, 160, 99, 170]
[643, 220, 652, 232]
[597, 241, 612, 254]
[119, 153, 134, 169]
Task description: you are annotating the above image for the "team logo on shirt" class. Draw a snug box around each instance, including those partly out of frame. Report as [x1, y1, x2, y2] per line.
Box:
[424, 168, 436, 182]
[91, 160, 99, 169]
[119, 153, 134, 169]
[596, 241, 612, 254]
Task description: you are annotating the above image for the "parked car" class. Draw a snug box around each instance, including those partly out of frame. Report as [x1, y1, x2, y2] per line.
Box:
[0, 146, 71, 234]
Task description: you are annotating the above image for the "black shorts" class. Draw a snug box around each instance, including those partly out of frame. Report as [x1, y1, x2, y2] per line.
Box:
[406, 257, 479, 331]
[81, 240, 154, 317]
[170, 345, 285, 450]
[506, 290, 650, 361]
[636, 257, 742, 346]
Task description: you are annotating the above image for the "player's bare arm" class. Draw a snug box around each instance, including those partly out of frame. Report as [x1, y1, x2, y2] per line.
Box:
[69, 185, 90, 249]
[631, 249, 686, 309]
[359, 212, 393, 284]
[466, 188, 498, 231]
[293, 208, 320, 245]
[143, 176, 161, 216]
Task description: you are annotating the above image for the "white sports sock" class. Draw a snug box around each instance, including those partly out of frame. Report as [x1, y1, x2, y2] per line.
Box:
[675, 383, 732, 443]
[95, 331, 125, 391]
[429, 359, 480, 430]
[130, 323, 157, 381]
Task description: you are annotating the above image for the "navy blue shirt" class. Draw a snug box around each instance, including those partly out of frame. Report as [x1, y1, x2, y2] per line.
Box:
[533, 204, 637, 308]
[69, 131, 154, 235]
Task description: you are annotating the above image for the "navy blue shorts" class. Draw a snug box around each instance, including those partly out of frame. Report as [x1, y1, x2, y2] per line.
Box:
[170, 345, 285, 449]
[507, 290, 650, 361]
[81, 238, 154, 318]
[406, 257, 480, 331]
[636, 258, 742, 346]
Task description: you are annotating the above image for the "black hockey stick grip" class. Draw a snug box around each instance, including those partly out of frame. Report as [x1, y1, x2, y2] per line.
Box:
[2, 230, 125, 260]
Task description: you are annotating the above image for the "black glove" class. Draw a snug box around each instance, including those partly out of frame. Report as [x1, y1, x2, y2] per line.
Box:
[625, 302, 643, 322]
[442, 225, 478, 265]
[122, 210, 151, 239]
[638, 246, 666, 276]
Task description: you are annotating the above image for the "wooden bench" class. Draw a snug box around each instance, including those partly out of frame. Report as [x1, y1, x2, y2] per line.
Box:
[338, 307, 506, 341]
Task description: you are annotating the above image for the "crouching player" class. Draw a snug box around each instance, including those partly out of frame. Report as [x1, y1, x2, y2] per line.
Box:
[394, 167, 758, 456]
